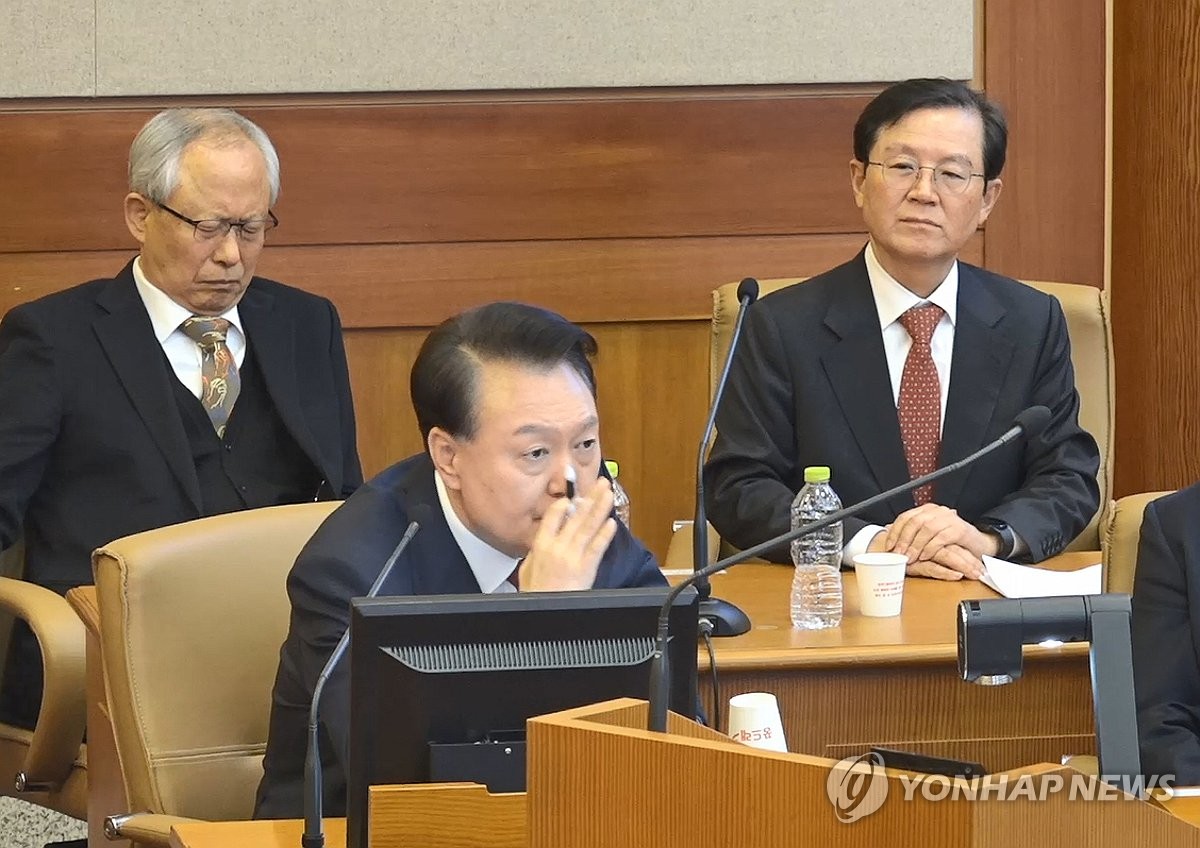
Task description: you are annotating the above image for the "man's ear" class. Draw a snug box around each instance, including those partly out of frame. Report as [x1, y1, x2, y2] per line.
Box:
[849, 159, 868, 209]
[124, 192, 152, 244]
[427, 427, 462, 489]
[977, 178, 1004, 226]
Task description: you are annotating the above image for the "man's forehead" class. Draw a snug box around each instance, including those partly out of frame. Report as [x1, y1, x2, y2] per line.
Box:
[473, 360, 596, 427]
[873, 108, 985, 158]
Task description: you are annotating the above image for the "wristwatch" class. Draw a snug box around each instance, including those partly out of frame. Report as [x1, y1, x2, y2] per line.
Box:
[974, 519, 1016, 559]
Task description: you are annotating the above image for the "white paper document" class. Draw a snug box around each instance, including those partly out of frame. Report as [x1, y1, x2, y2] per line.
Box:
[980, 556, 1102, 599]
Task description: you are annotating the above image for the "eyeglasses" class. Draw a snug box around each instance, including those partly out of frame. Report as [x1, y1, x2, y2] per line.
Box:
[156, 202, 279, 242]
[867, 160, 986, 196]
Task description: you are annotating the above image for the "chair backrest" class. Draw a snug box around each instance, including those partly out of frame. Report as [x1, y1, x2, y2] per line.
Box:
[711, 277, 1113, 550]
[1101, 491, 1172, 594]
[93, 501, 339, 822]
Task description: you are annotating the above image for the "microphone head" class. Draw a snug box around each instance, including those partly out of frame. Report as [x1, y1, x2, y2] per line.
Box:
[1013, 405, 1052, 438]
[736, 277, 760, 305]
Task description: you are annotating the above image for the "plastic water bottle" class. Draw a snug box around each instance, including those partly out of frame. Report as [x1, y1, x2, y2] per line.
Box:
[790, 466, 844, 629]
[604, 460, 631, 527]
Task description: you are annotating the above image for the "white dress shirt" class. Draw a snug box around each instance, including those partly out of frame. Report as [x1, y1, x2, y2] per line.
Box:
[842, 242, 957, 565]
[132, 256, 247, 399]
[434, 470, 521, 594]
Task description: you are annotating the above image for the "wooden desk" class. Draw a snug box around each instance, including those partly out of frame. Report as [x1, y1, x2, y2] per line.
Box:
[170, 817, 346, 848]
[85, 552, 1102, 846]
[699, 552, 1101, 771]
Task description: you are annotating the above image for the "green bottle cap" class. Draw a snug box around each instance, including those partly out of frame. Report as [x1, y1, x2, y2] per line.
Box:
[604, 460, 619, 479]
[803, 466, 831, 484]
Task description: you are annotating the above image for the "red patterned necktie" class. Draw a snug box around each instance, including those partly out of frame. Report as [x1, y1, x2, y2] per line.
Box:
[180, 317, 240, 438]
[897, 304, 945, 505]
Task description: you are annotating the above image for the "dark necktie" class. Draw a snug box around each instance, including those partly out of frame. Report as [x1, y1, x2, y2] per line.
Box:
[508, 560, 522, 591]
[897, 304, 945, 505]
[180, 316, 240, 438]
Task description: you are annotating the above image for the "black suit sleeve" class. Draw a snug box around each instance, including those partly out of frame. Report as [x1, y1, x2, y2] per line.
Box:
[1132, 498, 1200, 782]
[598, 520, 666, 589]
[977, 297, 1100, 561]
[323, 300, 363, 496]
[283, 544, 366, 772]
[0, 306, 62, 550]
[703, 303, 867, 562]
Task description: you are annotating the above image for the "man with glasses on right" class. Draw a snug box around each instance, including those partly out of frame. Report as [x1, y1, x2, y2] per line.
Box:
[705, 78, 1100, 580]
[0, 107, 362, 732]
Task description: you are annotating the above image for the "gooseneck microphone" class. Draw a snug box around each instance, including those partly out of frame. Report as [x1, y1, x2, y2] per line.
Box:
[302, 518, 422, 848]
[648, 405, 1052, 732]
[693, 276, 759, 636]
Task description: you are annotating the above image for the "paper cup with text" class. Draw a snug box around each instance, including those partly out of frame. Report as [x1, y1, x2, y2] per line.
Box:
[727, 692, 788, 752]
[853, 552, 908, 617]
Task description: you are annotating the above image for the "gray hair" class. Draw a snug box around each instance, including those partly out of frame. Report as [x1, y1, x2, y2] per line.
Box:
[128, 108, 281, 206]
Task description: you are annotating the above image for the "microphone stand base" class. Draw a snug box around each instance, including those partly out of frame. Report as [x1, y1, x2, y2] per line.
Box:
[699, 596, 751, 636]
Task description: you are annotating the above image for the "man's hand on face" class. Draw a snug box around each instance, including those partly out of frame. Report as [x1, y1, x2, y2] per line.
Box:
[518, 477, 618, 591]
[869, 503, 994, 581]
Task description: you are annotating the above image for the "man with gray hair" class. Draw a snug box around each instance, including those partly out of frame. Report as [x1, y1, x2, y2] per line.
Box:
[0, 108, 363, 730]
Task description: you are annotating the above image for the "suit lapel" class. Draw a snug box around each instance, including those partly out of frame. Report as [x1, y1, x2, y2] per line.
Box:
[935, 265, 1013, 506]
[820, 264, 912, 501]
[93, 265, 202, 512]
[238, 286, 329, 487]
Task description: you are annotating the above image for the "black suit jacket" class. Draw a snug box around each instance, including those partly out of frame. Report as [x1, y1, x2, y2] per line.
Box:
[0, 259, 362, 593]
[704, 252, 1101, 563]
[1131, 484, 1200, 782]
[253, 452, 665, 819]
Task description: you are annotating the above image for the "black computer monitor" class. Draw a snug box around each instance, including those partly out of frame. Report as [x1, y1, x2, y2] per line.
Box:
[346, 586, 698, 848]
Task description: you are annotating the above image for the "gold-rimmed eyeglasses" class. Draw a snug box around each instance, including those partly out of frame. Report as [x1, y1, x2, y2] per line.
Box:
[866, 159, 986, 196]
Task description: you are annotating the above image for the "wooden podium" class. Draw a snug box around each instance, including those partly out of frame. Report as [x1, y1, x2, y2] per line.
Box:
[170, 698, 1200, 847]
[523, 699, 1200, 848]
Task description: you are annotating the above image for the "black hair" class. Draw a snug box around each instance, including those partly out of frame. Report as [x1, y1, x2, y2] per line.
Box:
[410, 301, 599, 444]
[853, 78, 1008, 182]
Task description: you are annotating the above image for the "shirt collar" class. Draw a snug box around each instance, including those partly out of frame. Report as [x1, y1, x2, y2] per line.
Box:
[434, 469, 522, 594]
[132, 256, 245, 342]
[864, 241, 958, 330]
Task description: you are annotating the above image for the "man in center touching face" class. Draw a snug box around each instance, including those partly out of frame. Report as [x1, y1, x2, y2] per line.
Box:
[254, 301, 664, 818]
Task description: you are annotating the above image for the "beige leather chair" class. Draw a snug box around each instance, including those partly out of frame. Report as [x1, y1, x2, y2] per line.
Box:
[0, 538, 88, 820]
[667, 276, 1114, 568]
[1101, 491, 1172, 595]
[93, 501, 339, 846]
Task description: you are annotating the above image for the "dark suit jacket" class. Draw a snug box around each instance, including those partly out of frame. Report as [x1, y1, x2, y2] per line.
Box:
[253, 452, 665, 819]
[704, 252, 1101, 563]
[1131, 484, 1200, 782]
[0, 259, 362, 594]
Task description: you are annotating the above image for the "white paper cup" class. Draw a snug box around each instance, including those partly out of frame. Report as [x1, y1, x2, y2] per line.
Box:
[727, 692, 787, 752]
[853, 552, 907, 617]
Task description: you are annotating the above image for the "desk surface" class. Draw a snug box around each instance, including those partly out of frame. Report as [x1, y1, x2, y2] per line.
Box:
[170, 818, 346, 848]
[68, 552, 1100, 667]
[699, 551, 1099, 670]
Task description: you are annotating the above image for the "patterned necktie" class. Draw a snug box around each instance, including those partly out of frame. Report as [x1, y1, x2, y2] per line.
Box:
[180, 317, 240, 438]
[897, 304, 945, 505]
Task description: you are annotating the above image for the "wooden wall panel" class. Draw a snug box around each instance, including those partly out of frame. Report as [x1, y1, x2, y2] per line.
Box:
[0, 234, 871, 327]
[0, 93, 868, 253]
[982, 0, 1107, 288]
[1110, 1, 1200, 495]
